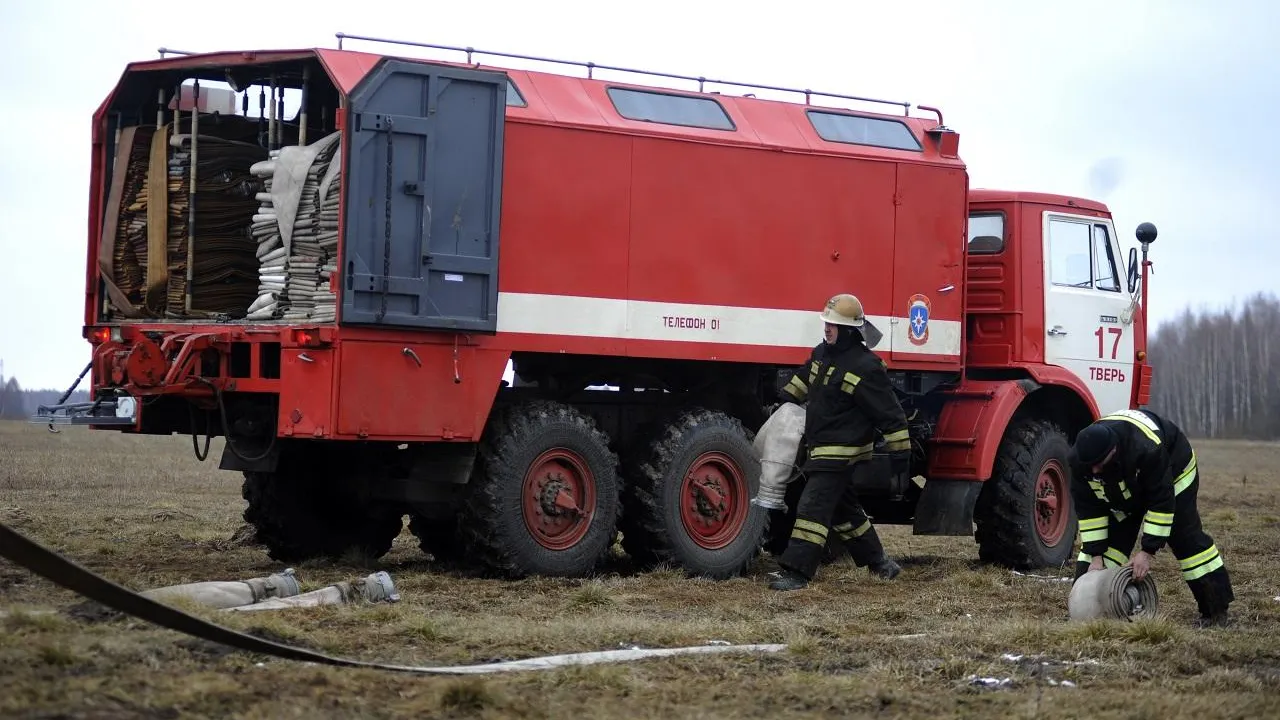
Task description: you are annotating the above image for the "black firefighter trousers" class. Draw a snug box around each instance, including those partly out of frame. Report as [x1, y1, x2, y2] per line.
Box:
[1073, 470, 1234, 619]
[779, 463, 889, 580]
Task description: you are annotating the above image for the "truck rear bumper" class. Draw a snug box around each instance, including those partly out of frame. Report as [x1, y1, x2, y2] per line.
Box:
[32, 397, 138, 427]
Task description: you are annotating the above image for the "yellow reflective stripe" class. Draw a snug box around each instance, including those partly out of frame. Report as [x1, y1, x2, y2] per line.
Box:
[832, 520, 872, 540]
[1077, 551, 1092, 563]
[1100, 410, 1161, 445]
[1112, 509, 1128, 521]
[1088, 480, 1108, 502]
[1142, 522, 1172, 538]
[794, 518, 828, 538]
[883, 429, 910, 443]
[791, 527, 826, 546]
[1080, 529, 1108, 543]
[807, 362, 819, 383]
[1079, 517, 1109, 531]
[824, 366, 836, 383]
[1142, 509, 1174, 538]
[1174, 455, 1197, 495]
[784, 376, 807, 399]
[1183, 553, 1224, 581]
[1118, 481, 1132, 500]
[1182, 548, 1223, 576]
[1178, 546, 1218, 571]
[840, 371, 862, 394]
[1103, 547, 1128, 567]
[883, 439, 910, 453]
[810, 444, 874, 461]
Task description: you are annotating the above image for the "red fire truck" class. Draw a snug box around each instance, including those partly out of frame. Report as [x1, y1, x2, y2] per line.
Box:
[37, 33, 1158, 578]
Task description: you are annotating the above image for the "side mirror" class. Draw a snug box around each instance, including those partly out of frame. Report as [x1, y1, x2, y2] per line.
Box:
[1127, 247, 1140, 294]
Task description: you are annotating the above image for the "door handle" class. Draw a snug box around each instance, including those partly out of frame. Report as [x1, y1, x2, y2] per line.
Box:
[1048, 326, 1068, 336]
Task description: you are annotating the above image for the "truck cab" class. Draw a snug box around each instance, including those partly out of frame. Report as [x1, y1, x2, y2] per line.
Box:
[965, 190, 1153, 417]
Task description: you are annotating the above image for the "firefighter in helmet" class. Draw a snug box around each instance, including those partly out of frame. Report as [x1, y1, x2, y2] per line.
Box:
[1070, 408, 1234, 627]
[766, 293, 910, 591]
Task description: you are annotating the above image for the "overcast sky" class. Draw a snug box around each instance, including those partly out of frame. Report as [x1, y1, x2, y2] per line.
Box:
[1, 0, 1276, 390]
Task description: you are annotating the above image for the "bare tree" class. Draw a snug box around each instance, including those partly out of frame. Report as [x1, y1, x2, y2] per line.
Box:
[1148, 292, 1280, 439]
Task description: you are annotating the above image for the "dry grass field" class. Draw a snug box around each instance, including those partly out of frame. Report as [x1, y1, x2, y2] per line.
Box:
[2, 419, 1278, 719]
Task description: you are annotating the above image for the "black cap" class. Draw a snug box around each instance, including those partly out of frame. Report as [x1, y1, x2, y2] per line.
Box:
[1072, 424, 1117, 466]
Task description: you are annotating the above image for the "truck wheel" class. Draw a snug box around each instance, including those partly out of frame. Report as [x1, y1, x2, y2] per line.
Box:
[621, 409, 768, 579]
[459, 401, 620, 578]
[241, 454, 403, 563]
[974, 418, 1077, 569]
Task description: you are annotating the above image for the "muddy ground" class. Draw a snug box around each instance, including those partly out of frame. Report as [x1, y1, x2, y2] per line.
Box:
[2, 420, 1278, 719]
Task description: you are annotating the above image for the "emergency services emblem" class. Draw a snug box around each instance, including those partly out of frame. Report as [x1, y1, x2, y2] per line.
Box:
[908, 294, 930, 346]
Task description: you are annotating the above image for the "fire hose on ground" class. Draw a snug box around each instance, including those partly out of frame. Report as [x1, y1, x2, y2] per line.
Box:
[0, 520, 785, 674]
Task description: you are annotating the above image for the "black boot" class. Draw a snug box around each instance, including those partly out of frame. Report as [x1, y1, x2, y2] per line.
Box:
[869, 556, 901, 580]
[1194, 611, 1232, 629]
[767, 568, 810, 591]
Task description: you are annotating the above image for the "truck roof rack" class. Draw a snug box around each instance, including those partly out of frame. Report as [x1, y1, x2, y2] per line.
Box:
[333, 32, 933, 120]
[156, 34, 945, 124]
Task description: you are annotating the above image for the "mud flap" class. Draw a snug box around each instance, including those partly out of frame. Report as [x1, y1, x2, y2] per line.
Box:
[912, 478, 982, 535]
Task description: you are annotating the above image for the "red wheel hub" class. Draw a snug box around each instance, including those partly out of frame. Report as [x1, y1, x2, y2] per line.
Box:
[680, 451, 749, 550]
[1034, 458, 1069, 545]
[522, 448, 596, 551]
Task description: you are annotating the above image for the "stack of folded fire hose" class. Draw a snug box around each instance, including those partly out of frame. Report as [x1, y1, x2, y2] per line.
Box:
[750, 402, 807, 510]
[110, 126, 158, 308]
[246, 131, 343, 322]
[166, 133, 268, 316]
[248, 151, 287, 320]
[1067, 565, 1160, 621]
[139, 568, 399, 612]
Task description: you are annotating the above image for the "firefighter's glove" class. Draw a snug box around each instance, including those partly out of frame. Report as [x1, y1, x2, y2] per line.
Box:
[889, 450, 911, 477]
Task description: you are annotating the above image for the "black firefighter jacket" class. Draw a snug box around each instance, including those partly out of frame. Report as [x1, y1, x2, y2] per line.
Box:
[1071, 408, 1197, 557]
[779, 337, 909, 469]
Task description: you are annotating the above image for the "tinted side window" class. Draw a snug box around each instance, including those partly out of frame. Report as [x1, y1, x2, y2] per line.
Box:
[968, 213, 1005, 254]
[606, 87, 734, 130]
[807, 110, 922, 151]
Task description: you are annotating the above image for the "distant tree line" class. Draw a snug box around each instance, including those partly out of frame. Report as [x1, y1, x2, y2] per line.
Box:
[1146, 291, 1280, 440]
[0, 365, 90, 420]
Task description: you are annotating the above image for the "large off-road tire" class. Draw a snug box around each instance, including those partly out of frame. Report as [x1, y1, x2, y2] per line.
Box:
[620, 408, 769, 579]
[241, 446, 404, 563]
[973, 418, 1077, 569]
[459, 400, 620, 578]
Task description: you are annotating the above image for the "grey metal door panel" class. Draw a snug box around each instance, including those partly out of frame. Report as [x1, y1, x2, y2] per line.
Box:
[342, 58, 506, 332]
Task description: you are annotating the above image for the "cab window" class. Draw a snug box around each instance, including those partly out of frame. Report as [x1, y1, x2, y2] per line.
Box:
[1048, 217, 1120, 291]
[968, 213, 1005, 253]
[1092, 224, 1121, 291]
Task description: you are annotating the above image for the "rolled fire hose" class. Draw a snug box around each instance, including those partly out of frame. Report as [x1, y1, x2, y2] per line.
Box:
[140, 569, 301, 609]
[1067, 566, 1160, 621]
[750, 402, 806, 510]
[225, 571, 399, 612]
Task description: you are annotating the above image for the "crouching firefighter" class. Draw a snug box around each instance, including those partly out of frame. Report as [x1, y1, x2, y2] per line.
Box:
[767, 293, 909, 591]
[1070, 408, 1235, 627]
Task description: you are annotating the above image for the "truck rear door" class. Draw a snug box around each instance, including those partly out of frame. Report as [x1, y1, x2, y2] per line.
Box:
[341, 59, 507, 333]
